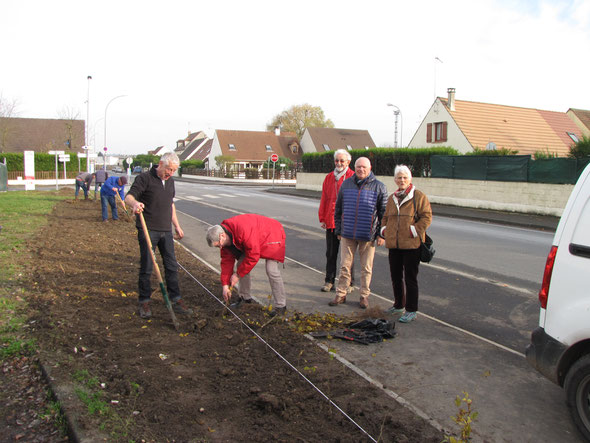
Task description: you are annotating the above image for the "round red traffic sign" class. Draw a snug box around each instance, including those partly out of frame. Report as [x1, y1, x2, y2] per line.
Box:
[270, 154, 279, 162]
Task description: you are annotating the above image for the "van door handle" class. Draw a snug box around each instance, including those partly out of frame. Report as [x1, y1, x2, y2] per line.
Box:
[569, 243, 590, 259]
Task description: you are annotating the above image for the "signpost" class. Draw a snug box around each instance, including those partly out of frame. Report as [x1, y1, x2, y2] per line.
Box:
[48, 150, 65, 190]
[59, 154, 70, 180]
[126, 156, 133, 176]
[270, 154, 279, 188]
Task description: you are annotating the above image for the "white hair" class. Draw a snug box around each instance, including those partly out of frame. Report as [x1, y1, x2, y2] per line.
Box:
[394, 164, 412, 179]
[160, 152, 180, 166]
[333, 149, 351, 161]
[206, 225, 224, 247]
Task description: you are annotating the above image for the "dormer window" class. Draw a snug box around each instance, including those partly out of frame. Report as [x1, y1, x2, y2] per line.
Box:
[568, 132, 579, 143]
[346, 145, 352, 150]
[228, 144, 236, 151]
[265, 145, 272, 152]
[291, 144, 298, 153]
[322, 144, 330, 151]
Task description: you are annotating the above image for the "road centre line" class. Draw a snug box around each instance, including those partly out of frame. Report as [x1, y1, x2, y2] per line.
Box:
[178, 207, 526, 357]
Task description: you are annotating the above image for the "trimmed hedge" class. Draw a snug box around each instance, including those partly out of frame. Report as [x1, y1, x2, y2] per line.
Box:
[1, 152, 87, 171]
[302, 147, 459, 177]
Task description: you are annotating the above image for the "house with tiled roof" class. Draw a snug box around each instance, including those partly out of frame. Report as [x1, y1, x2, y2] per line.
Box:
[0, 117, 85, 153]
[300, 127, 376, 153]
[567, 108, 590, 138]
[175, 131, 206, 154]
[208, 128, 300, 169]
[408, 88, 583, 157]
[179, 138, 212, 162]
[147, 146, 172, 156]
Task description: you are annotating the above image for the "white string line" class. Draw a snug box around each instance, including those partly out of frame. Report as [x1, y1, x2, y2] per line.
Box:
[176, 261, 378, 443]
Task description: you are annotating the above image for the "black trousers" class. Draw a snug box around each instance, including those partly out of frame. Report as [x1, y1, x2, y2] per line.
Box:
[325, 229, 354, 285]
[137, 229, 181, 303]
[388, 247, 421, 312]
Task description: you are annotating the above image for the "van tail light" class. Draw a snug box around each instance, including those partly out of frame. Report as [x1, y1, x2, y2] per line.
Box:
[539, 246, 557, 309]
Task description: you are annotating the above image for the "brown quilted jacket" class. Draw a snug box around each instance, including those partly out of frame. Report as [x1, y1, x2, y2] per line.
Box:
[382, 188, 432, 250]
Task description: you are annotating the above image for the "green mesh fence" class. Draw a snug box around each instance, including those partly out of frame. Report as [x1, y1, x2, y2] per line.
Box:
[431, 156, 590, 184]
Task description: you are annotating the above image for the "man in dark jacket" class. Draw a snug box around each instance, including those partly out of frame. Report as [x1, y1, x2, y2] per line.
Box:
[125, 152, 192, 319]
[206, 214, 287, 316]
[330, 157, 387, 309]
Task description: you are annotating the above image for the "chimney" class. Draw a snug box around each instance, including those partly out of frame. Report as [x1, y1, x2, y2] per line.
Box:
[274, 126, 280, 136]
[447, 88, 456, 111]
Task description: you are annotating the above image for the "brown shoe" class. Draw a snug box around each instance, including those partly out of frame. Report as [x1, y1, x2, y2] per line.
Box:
[321, 282, 334, 292]
[328, 296, 346, 306]
[138, 301, 152, 319]
[359, 298, 369, 309]
[172, 299, 193, 315]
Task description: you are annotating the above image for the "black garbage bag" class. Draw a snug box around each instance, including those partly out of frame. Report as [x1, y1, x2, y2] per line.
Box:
[310, 318, 396, 345]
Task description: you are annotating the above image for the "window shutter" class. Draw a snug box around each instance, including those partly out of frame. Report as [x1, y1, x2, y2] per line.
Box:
[426, 123, 432, 143]
[442, 122, 448, 142]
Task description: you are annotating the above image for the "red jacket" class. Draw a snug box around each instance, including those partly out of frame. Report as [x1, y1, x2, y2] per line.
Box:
[219, 214, 286, 285]
[318, 168, 355, 229]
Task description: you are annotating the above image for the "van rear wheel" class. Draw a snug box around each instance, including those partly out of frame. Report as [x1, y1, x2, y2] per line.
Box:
[565, 354, 590, 440]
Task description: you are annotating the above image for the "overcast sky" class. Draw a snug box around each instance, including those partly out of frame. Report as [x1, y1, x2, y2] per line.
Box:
[2, 0, 589, 155]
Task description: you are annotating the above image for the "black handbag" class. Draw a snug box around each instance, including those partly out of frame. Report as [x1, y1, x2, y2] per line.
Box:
[413, 198, 435, 263]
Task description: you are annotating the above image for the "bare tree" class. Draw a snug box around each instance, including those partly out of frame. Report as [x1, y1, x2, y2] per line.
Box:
[0, 94, 19, 151]
[58, 105, 82, 151]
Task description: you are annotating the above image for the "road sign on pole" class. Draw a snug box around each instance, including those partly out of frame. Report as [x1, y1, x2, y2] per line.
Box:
[271, 154, 279, 163]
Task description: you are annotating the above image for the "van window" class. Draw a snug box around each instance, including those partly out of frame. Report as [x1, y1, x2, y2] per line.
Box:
[571, 196, 590, 247]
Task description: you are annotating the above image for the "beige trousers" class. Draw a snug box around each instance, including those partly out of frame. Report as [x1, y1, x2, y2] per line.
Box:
[238, 258, 287, 308]
[335, 237, 376, 299]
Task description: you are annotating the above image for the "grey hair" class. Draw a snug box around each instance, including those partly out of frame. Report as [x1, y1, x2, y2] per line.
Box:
[160, 151, 180, 166]
[206, 225, 224, 247]
[333, 149, 351, 161]
[394, 164, 412, 179]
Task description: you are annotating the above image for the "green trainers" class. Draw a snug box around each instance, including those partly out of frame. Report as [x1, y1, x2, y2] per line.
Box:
[399, 311, 417, 323]
[386, 306, 404, 314]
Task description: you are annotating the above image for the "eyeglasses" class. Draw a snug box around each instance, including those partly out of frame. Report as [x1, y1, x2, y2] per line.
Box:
[334, 159, 348, 163]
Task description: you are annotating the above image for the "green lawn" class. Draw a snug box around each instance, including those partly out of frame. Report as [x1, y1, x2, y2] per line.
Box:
[0, 190, 70, 358]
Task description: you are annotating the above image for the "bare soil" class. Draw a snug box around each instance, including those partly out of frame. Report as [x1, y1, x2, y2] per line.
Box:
[11, 196, 443, 442]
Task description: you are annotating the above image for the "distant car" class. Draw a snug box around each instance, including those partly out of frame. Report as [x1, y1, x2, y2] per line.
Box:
[133, 166, 142, 173]
[112, 166, 123, 173]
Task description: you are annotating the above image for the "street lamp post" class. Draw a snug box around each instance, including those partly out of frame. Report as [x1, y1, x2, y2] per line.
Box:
[387, 103, 403, 147]
[85, 75, 92, 173]
[104, 95, 127, 168]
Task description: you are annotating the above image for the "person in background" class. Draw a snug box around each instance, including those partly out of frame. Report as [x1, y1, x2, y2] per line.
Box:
[100, 175, 127, 222]
[318, 149, 355, 293]
[124, 152, 191, 320]
[206, 213, 287, 317]
[94, 168, 109, 200]
[330, 157, 387, 309]
[381, 165, 432, 323]
[74, 171, 94, 200]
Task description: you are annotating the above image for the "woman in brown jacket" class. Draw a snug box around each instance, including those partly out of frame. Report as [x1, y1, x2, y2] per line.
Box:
[381, 165, 432, 323]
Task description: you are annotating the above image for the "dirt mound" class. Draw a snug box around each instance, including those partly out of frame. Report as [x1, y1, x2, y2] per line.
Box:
[23, 198, 442, 442]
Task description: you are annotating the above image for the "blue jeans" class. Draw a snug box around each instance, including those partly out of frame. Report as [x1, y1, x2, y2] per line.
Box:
[100, 193, 118, 221]
[75, 179, 89, 198]
[137, 230, 180, 303]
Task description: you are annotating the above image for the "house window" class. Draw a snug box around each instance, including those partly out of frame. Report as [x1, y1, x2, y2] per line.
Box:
[291, 144, 298, 153]
[228, 144, 236, 151]
[568, 132, 579, 143]
[265, 145, 272, 151]
[427, 122, 448, 143]
[322, 144, 330, 151]
[346, 145, 352, 150]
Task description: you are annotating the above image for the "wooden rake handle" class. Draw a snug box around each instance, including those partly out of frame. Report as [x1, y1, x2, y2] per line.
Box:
[138, 211, 180, 331]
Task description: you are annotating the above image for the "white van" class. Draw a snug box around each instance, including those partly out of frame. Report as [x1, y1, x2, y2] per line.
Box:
[526, 162, 590, 440]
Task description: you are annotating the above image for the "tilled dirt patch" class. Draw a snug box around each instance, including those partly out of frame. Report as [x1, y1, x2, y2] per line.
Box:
[22, 198, 443, 442]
